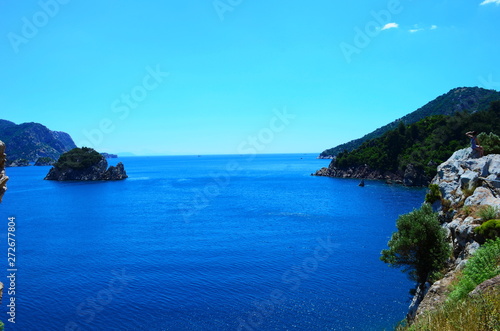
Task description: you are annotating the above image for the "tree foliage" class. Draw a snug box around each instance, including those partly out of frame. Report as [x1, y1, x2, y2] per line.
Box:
[380, 203, 451, 283]
[320, 87, 500, 158]
[54, 147, 103, 170]
[477, 132, 500, 155]
[334, 100, 500, 178]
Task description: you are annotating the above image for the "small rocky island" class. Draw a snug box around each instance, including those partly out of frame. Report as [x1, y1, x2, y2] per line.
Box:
[44, 147, 127, 181]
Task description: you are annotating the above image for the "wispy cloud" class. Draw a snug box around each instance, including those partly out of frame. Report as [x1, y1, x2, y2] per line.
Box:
[408, 24, 437, 33]
[381, 22, 399, 31]
[480, 0, 500, 5]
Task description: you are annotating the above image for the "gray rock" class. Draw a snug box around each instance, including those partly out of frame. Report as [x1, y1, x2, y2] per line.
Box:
[408, 282, 431, 320]
[465, 187, 500, 206]
[469, 275, 500, 297]
[0, 141, 8, 202]
[487, 156, 500, 176]
[460, 170, 479, 190]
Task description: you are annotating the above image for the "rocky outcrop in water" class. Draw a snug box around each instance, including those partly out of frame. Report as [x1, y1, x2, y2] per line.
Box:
[0, 141, 8, 202]
[408, 147, 500, 319]
[44, 148, 127, 181]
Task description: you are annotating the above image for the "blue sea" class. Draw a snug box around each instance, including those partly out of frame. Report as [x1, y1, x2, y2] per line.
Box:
[0, 154, 425, 331]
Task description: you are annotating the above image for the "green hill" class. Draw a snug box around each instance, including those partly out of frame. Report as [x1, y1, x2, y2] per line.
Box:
[0, 120, 76, 164]
[320, 87, 500, 158]
[332, 100, 500, 181]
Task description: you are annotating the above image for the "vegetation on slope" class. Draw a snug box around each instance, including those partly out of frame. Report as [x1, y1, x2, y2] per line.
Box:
[0, 119, 76, 162]
[320, 87, 500, 158]
[333, 100, 500, 179]
[398, 238, 500, 331]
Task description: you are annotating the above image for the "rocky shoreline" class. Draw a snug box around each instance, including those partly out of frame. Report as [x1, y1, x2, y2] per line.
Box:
[313, 160, 431, 186]
[407, 147, 500, 320]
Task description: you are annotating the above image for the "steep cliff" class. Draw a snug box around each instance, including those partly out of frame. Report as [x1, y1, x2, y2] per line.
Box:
[407, 147, 500, 319]
[0, 140, 8, 202]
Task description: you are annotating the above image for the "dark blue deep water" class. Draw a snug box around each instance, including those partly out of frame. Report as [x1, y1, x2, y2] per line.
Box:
[0, 154, 425, 330]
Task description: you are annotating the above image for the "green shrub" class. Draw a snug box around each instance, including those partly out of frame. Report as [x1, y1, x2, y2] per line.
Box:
[478, 205, 499, 221]
[477, 132, 500, 155]
[425, 184, 442, 204]
[448, 238, 500, 302]
[475, 219, 500, 240]
[381, 203, 451, 283]
[54, 147, 103, 170]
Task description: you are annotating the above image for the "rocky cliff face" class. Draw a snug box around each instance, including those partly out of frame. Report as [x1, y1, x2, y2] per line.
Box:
[314, 160, 430, 186]
[408, 147, 500, 319]
[0, 141, 8, 202]
[44, 157, 128, 181]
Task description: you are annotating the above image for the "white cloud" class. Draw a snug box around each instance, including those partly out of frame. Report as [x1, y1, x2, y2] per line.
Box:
[409, 28, 423, 33]
[381, 22, 399, 30]
[480, 0, 500, 5]
[431, 25, 438, 30]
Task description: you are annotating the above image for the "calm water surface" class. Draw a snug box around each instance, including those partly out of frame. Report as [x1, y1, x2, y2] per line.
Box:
[0, 154, 425, 330]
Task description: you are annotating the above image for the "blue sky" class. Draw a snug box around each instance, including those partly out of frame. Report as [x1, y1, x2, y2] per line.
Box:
[1, 0, 500, 155]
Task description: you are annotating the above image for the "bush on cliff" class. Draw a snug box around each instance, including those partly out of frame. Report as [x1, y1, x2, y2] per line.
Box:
[477, 132, 500, 155]
[380, 203, 451, 284]
[447, 238, 500, 302]
[425, 184, 442, 204]
[475, 220, 500, 240]
[54, 147, 103, 170]
[478, 205, 500, 222]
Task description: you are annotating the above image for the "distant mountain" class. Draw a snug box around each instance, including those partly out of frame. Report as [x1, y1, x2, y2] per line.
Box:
[320, 87, 500, 158]
[0, 120, 76, 164]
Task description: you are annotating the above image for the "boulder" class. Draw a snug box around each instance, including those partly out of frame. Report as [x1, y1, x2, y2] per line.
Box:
[460, 170, 479, 190]
[469, 275, 500, 297]
[465, 187, 500, 206]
